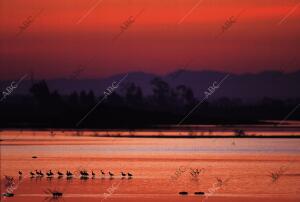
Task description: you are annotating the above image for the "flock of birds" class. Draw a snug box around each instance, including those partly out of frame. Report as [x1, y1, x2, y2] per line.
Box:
[17, 170, 133, 178]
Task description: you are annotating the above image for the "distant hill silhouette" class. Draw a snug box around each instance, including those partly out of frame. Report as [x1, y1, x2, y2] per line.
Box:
[1, 70, 300, 102]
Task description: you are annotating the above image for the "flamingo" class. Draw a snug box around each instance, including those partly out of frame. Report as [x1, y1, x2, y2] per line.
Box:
[121, 172, 126, 177]
[18, 171, 22, 176]
[39, 170, 44, 176]
[66, 171, 73, 177]
[109, 172, 114, 177]
[100, 170, 105, 175]
[80, 170, 89, 177]
[127, 172, 133, 177]
[57, 171, 64, 176]
[30, 171, 35, 177]
[47, 170, 54, 177]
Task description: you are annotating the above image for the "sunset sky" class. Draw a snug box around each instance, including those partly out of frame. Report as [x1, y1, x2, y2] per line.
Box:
[0, 0, 299, 79]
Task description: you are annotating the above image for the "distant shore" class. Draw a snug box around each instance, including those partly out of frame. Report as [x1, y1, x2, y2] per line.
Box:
[1, 123, 300, 139]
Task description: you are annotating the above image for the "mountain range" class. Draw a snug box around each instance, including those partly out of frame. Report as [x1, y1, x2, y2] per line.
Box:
[1, 70, 299, 102]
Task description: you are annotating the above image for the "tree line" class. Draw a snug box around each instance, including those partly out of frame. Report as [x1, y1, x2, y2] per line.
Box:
[0, 77, 299, 129]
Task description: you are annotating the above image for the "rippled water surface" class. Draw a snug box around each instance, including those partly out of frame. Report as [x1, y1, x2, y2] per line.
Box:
[1, 130, 300, 202]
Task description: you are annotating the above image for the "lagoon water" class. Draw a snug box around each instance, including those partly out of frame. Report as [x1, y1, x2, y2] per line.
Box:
[1, 130, 300, 201]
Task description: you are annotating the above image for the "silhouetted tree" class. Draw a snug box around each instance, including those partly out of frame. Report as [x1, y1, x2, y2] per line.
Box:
[87, 90, 96, 106]
[68, 92, 79, 106]
[51, 90, 63, 104]
[79, 91, 88, 106]
[215, 97, 233, 107]
[175, 85, 196, 107]
[122, 82, 143, 107]
[30, 80, 51, 105]
[150, 77, 172, 107]
[106, 92, 124, 106]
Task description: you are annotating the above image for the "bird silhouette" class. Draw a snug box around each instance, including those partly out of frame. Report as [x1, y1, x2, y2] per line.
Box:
[109, 172, 114, 177]
[101, 170, 105, 175]
[127, 172, 133, 178]
[5, 176, 14, 181]
[18, 171, 22, 175]
[121, 172, 126, 177]
[39, 170, 44, 176]
[80, 170, 89, 177]
[46, 170, 54, 177]
[66, 171, 73, 177]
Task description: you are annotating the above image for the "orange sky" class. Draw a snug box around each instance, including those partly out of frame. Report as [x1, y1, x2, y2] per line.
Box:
[0, 0, 299, 79]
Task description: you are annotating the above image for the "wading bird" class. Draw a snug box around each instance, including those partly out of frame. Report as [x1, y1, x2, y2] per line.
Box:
[66, 171, 73, 177]
[128, 172, 133, 178]
[39, 170, 44, 176]
[80, 170, 89, 177]
[46, 170, 54, 177]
